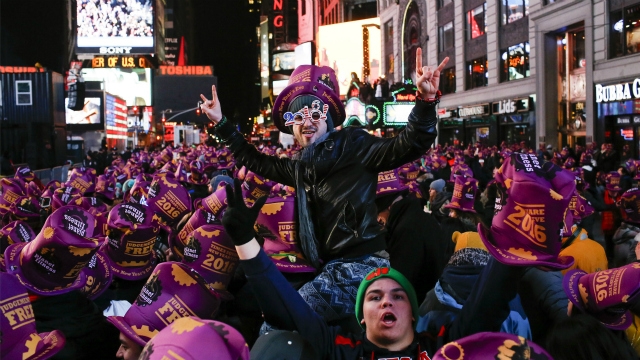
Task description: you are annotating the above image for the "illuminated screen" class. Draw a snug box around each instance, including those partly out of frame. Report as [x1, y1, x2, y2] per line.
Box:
[273, 80, 289, 96]
[82, 68, 152, 106]
[295, 41, 314, 67]
[76, 0, 154, 54]
[318, 18, 381, 96]
[384, 103, 414, 125]
[65, 97, 102, 124]
[272, 52, 296, 71]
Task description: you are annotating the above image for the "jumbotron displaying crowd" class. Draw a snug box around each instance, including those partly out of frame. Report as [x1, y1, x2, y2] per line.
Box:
[77, 0, 153, 38]
[2, 57, 640, 360]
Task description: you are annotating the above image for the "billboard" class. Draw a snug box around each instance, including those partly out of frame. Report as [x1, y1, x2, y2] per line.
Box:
[272, 52, 296, 72]
[65, 97, 102, 124]
[105, 94, 128, 140]
[383, 103, 415, 125]
[273, 80, 289, 96]
[295, 41, 315, 67]
[318, 18, 381, 96]
[82, 68, 152, 106]
[76, 0, 155, 54]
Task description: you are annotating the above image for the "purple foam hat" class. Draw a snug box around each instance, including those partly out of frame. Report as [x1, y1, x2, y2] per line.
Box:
[433, 332, 552, 360]
[172, 209, 220, 258]
[0, 272, 66, 360]
[188, 160, 209, 185]
[255, 195, 315, 273]
[146, 175, 192, 227]
[625, 158, 637, 174]
[449, 164, 473, 182]
[580, 151, 593, 166]
[200, 186, 229, 218]
[376, 169, 408, 197]
[66, 171, 96, 195]
[477, 153, 576, 269]
[9, 196, 42, 225]
[272, 65, 345, 134]
[269, 183, 296, 197]
[396, 163, 420, 185]
[174, 161, 189, 183]
[14, 165, 35, 183]
[242, 171, 276, 206]
[102, 203, 160, 280]
[4, 205, 99, 296]
[0, 221, 35, 271]
[180, 225, 239, 299]
[128, 175, 152, 204]
[139, 316, 249, 360]
[444, 176, 479, 214]
[95, 174, 116, 201]
[26, 181, 43, 199]
[564, 157, 576, 169]
[568, 192, 594, 223]
[563, 262, 640, 330]
[617, 188, 640, 225]
[160, 161, 176, 173]
[51, 186, 82, 211]
[78, 242, 114, 300]
[77, 196, 108, 214]
[41, 180, 62, 199]
[106, 261, 222, 346]
[407, 180, 424, 199]
[605, 171, 621, 193]
[0, 177, 27, 216]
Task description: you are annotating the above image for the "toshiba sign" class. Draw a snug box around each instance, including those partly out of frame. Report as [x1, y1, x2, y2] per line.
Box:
[157, 66, 213, 76]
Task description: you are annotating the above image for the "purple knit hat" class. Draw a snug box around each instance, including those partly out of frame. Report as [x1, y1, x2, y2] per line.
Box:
[139, 317, 249, 360]
[95, 175, 116, 201]
[0, 177, 27, 216]
[272, 65, 345, 134]
[102, 203, 160, 280]
[605, 171, 622, 193]
[617, 188, 640, 225]
[564, 262, 640, 330]
[0, 272, 66, 360]
[444, 176, 478, 213]
[449, 164, 473, 182]
[14, 165, 36, 183]
[396, 163, 420, 186]
[51, 186, 82, 211]
[146, 174, 192, 227]
[4, 205, 100, 295]
[376, 169, 409, 197]
[433, 332, 552, 360]
[173, 209, 220, 258]
[255, 195, 315, 273]
[477, 153, 576, 269]
[180, 225, 238, 299]
[106, 261, 222, 346]
[77, 243, 114, 300]
[242, 171, 276, 206]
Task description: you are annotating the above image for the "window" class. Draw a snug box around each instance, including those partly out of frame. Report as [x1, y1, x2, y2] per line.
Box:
[466, 3, 487, 40]
[466, 57, 488, 89]
[572, 30, 585, 70]
[438, 0, 453, 9]
[501, 0, 529, 25]
[15, 80, 32, 106]
[500, 42, 530, 82]
[439, 21, 454, 51]
[609, 3, 640, 59]
[441, 67, 456, 95]
[385, 20, 394, 43]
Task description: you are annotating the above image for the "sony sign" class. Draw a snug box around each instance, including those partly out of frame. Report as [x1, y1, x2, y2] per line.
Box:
[595, 78, 640, 103]
[99, 47, 133, 54]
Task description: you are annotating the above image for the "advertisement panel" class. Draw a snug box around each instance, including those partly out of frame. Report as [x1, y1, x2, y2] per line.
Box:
[65, 97, 102, 124]
[318, 18, 381, 96]
[260, 18, 270, 99]
[383, 103, 414, 125]
[82, 68, 152, 106]
[76, 0, 155, 54]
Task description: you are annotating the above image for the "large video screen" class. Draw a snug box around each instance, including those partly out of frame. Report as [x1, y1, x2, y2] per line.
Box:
[383, 103, 414, 125]
[82, 68, 152, 106]
[65, 97, 102, 124]
[318, 18, 381, 96]
[76, 0, 154, 54]
[272, 52, 296, 72]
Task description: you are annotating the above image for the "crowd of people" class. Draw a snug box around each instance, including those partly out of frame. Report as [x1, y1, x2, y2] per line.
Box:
[77, 0, 153, 38]
[1, 48, 639, 360]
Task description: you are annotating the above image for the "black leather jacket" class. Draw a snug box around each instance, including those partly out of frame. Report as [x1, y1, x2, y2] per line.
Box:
[215, 101, 438, 262]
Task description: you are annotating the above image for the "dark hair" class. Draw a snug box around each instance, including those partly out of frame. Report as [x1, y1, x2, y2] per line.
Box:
[546, 314, 637, 360]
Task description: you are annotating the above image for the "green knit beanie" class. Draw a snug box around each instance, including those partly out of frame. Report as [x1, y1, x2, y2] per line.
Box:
[355, 267, 419, 329]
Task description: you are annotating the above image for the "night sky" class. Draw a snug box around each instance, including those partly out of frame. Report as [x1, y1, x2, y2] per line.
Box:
[0, 0, 259, 128]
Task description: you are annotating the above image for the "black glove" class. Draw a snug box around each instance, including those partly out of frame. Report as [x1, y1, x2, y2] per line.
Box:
[222, 178, 268, 246]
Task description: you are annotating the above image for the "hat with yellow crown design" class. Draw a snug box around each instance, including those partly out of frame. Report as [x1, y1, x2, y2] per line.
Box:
[563, 262, 640, 330]
[0, 272, 66, 360]
[139, 316, 249, 360]
[477, 153, 576, 269]
[4, 205, 100, 296]
[433, 332, 552, 360]
[106, 261, 221, 347]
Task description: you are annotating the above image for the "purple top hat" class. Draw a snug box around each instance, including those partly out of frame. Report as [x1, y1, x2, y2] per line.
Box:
[160, 161, 176, 174]
[569, 192, 594, 222]
[41, 180, 62, 199]
[269, 183, 296, 197]
[272, 65, 345, 134]
[605, 171, 622, 193]
[376, 169, 409, 197]
[14, 165, 35, 183]
[564, 157, 576, 169]
[449, 164, 473, 182]
[625, 158, 637, 174]
[433, 332, 552, 360]
[200, 186, 229, 218]
[128, 177, 152, 205]
[78, 243, 114, 300]
[106, 261, 222, 346]
[242, 171, 276, 206]
[181, 225, 239, 299]
[66, 171, 96, 195]
[173, 208, 220, 258]
[454, 154, 465, 166]
[0, 177, 27, 216]
[103, 203, 160, 280]
[255, 195, 315, 273]
[174, 161, 189, 183]
[188, 160, 209, 185]
[51, 186, 82, 211]
[9, 196, 42, 224]
[617, 188, 640, 225]
[407, 181, 424, 199]
[580, 151, 593, 166]
[444, 176, 478, 214]
[396, 163, 420, 186]
[146, 175, 192, 227]
[26, 181, 43, 199]
[564, 262, 640, 330]
[0, 272, 66, 360]
[95, 174, 116, 201]
[139, 316, 249, 360]
[0, 221, 35, 271]
[4, 205, 99, 296]
[477, 153, 576, 269]
[77, 196, 108, 214]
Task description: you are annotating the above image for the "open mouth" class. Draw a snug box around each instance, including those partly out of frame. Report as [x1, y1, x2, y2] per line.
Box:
[301, 129, 316, 138]
[381, 312, 397, 325]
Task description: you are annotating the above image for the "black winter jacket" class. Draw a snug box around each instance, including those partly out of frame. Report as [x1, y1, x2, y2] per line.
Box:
[215, 102, 438, 262]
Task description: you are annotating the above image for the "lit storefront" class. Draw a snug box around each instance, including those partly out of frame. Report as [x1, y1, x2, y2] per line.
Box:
[598, 78, 640, 157]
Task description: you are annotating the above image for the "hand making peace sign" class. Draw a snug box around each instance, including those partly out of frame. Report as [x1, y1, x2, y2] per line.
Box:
[415, 47, 449, 98]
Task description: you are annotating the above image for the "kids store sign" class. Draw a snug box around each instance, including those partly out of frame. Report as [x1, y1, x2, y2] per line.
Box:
[595, 78, 640, 103]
